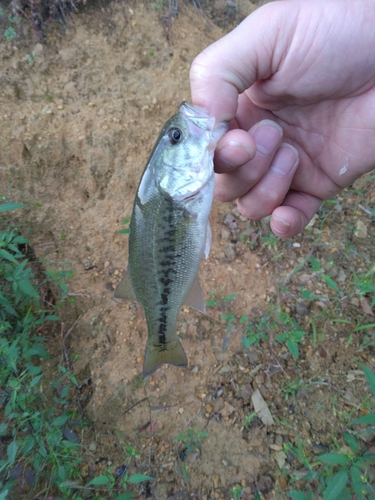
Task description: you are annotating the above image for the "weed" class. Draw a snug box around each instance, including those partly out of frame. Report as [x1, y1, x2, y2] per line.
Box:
[206, 287, 237, 308]
[175, 426, 209, 456]
[0, 203, 83, 498]
[4, 26, 16, 39]
[286, 364, 375, 499]
[117, 215, 131, 235]
[230, 484, 244, 500]
[175, 426, 209, 483]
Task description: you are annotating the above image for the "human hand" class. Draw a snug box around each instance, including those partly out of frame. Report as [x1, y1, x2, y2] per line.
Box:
[190, 0, 375, 238]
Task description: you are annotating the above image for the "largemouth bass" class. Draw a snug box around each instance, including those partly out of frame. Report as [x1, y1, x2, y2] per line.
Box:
[115, 102, 228, 377]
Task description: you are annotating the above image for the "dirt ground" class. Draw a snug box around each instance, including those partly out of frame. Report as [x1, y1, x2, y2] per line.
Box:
[1, 1, 375, 499]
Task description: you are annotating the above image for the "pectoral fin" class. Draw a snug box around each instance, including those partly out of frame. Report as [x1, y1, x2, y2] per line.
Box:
[114, 271, 138, 301]
[143, 337, 188, 377]
[184, 277, 206, 313]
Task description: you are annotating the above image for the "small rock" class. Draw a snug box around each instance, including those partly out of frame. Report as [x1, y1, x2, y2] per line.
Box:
[354, 220, 368, 239]
[241, 384, 253, 400]
[337, 268, 347, 282]
[223, 213, 237, 231]
[296, 301, 309, 315]
[219, 364, 232, 374]
[223, 244, 236, 261]
[256, 475, 273, 494]
[275, 434, 283, 446]
[221, 229, 230, 239]
[89, 442, 97, 452]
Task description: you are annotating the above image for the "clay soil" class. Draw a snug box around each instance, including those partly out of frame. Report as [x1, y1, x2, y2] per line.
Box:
[1, 1, 375, 499]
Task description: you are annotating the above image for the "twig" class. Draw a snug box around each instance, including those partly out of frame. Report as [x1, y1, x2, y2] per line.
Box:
[123, 396, 148, 415]
[358, 203, 373, 217]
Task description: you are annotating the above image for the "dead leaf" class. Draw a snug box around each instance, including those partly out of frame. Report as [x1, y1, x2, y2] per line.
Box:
[360, 297, 374, 316]
[251, 389, 274, 426]
[219, 401, 236, 417]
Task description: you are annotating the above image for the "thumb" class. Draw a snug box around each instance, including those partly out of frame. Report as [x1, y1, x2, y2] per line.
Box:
[189, 1, 295, 122]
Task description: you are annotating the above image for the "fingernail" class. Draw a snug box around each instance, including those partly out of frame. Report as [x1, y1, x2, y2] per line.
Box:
[252, 121, 283, 155]
[270, 144, 299, 176]
[218, 141, 255, 167]
[271, 215, 290, 234]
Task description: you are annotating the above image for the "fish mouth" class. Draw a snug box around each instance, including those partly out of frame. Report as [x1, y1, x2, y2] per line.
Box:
[179, 101, 216, 132]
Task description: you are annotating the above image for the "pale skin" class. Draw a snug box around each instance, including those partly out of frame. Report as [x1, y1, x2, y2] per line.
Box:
[189, 0, 375, 238]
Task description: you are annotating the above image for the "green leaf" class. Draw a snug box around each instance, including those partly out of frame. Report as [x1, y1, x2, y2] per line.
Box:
[0, 423, 8, 436]
[18, 279, 39, 298]
[350, 465, 365, 498]
[358, 362, 375, 399]
[324, 276, 340, 293]
[286, 339, 299, 359]
[0, 248, 18, 264]
[322, 470, 348, 500]
[114, 494, 133, 500]
[0, 202, 25, 212]
[289, 493, 309, 500]
[0, 489, 9, 500]
[22, 436, 35, 455]
[7, 440, 17, 465]
[52, 414, 69, 427]
[86, 475, 110, 486]
[128, 473, 155, 484]
[30, 374, 43, 387]
[351, 413, 375, 425]
[343, 432, 359, 453]
[26, 343, 49, 359]
[318, 453, 349, 466]
[45, 314, 61, 321]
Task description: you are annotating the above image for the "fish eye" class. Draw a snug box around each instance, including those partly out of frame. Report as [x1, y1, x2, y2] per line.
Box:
[168, 127, 183, 145]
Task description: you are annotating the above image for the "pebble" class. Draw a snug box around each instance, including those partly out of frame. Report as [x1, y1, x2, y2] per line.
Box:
[89, 442, 96, 452]
[296, 301, 309, 315]
[221, 229, 230, 239]
[355, 220, 368, 238]
[223, 244, 236, 261]
[337, 268, 347, 282]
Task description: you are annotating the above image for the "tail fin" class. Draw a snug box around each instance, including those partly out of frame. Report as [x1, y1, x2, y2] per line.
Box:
[142, 337, 188, 377]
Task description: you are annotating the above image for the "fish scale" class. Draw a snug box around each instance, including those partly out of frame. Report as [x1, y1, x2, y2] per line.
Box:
[115, 102, 228, 377]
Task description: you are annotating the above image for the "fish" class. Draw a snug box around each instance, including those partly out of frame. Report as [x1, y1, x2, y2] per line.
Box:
[115, 101, 228, 377]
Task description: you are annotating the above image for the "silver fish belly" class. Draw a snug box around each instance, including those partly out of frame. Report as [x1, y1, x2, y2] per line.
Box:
[115, 102, 228, 377]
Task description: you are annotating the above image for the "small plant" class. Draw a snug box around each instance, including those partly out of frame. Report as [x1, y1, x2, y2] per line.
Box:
[230, 484, 244, 500]
[239, 307, 308, 358]
[175, 426, 209, 483]
[286, 363, 375, 499]
[205, 287, 237, 308]
[175, 426, 209, 456]
[4, 26, 16, 39]
[117, 215, 131, 235]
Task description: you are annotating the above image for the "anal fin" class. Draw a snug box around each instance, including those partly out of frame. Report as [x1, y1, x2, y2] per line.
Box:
[114, 270, 138, 301]
[184, 277, 206, 313]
